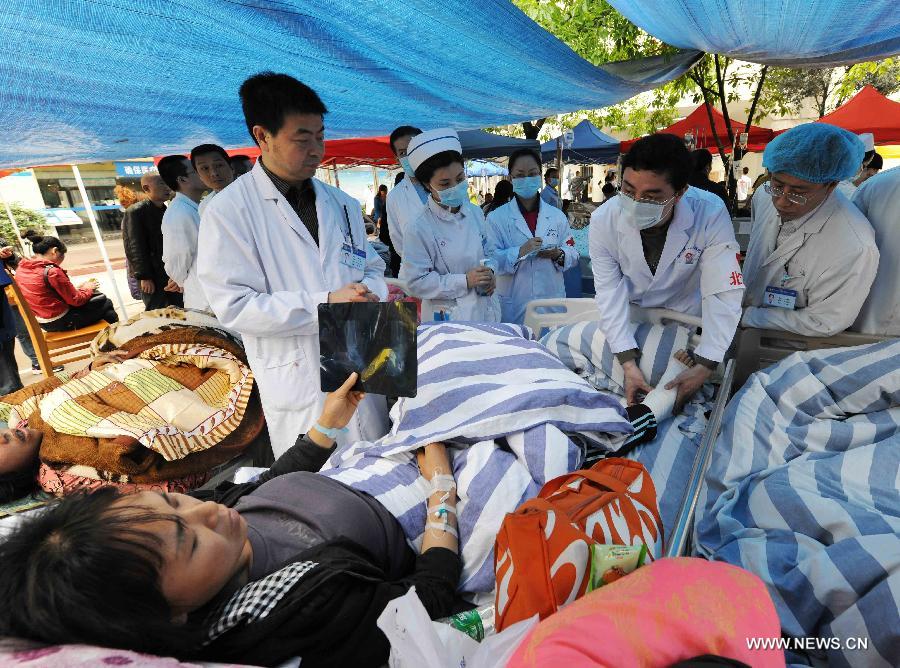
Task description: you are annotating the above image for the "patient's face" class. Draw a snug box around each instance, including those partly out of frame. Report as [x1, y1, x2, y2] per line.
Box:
[0, 426, 42, 475]
[116, 491, 252, 616]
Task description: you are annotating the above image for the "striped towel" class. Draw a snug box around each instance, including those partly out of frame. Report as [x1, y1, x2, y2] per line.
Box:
[320, 322, 631, 593]
[695, 340, 900, 667]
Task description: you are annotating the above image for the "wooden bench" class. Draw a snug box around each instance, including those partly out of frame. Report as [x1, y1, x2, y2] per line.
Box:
[4, 271, 108, 377]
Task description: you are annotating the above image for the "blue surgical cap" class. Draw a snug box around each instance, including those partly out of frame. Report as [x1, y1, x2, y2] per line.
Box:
[763, 123, 864, 184]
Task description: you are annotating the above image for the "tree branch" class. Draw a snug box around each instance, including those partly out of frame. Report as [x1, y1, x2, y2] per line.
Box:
[745, 65, 768, 129]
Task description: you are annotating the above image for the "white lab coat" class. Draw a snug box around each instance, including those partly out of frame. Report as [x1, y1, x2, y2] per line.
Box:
[162, 192, 209, 311]
[385, 176, 428, 257]
[399, 197, 500, 322]
[197, 162, 389, 457]
[486, 198, 578, 324]
[198, 190, 218, 217]
[742, 185, 879, 336]
[852, 167, 900, 334]
[589, 187, 744, 362]
[836, 179, 858, 201]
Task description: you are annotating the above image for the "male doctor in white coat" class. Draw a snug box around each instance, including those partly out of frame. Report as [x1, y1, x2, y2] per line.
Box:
[742, 123, 878, 337]
[589, 133, 744, 407]
[385, 125, 428, 259]
[197, 72, 389, 457]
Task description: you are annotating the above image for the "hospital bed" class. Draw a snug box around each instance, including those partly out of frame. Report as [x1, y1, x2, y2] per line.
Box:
[524, 298, 736, 558]
[732, 326, 893, 390]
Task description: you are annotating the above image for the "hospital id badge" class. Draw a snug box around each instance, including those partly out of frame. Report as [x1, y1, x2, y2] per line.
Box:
[340, 243, 367, 271]
[764, 286, 797, 309]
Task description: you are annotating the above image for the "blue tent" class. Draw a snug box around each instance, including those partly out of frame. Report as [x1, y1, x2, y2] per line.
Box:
[607, 0, 900, 66]
[460, 131, 540, 160]
[0, 1, 701, 168]
[540, 120, 620, 164]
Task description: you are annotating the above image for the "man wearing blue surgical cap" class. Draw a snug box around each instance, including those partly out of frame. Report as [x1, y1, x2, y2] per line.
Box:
[741, 123, 879, 336]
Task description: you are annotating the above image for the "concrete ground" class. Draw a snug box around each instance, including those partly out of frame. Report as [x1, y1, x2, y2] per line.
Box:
[13, 236, 147, 386]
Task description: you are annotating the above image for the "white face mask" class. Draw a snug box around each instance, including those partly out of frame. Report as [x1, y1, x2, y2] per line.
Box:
[618, 192, 675, 231]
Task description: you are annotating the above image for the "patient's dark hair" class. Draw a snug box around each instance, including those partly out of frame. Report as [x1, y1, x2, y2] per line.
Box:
[0, 487, 199, 656]
[0, 458, 39, 504]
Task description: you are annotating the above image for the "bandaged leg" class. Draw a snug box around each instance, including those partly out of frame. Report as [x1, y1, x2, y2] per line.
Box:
[642, 350, 694, 424]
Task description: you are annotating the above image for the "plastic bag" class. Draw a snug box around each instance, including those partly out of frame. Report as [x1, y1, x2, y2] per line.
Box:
[318, 301, 417, 397]
[377, 588, 537, 668]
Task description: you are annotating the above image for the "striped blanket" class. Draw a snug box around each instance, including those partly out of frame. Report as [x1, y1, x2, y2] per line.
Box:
[540, 320, 714, 538]
[320, 322, 632, 594]
[695, 341, 900, 667]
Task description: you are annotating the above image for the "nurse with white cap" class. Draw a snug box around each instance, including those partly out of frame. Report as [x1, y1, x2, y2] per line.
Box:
[399, 128, 501, 322]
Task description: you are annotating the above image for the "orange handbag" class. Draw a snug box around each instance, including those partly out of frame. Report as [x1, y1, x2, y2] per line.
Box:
[494, 458, 663, 631]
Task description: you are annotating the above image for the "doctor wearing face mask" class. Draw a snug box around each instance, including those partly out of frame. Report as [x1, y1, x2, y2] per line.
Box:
[589, 134, 744, 408]
[399, 128, 500, 322]
[486, 149, 578, 324]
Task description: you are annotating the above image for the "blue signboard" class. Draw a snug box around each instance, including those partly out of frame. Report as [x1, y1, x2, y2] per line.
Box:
[114, 161, 154, 178]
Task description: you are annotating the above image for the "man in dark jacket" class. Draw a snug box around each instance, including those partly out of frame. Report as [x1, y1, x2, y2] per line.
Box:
[122, 172, 182, 310]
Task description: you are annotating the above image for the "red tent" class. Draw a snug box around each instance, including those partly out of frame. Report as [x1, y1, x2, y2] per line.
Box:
[155, 136, 397, 168]
[621, 105, 774, 153]
[816, 85, 900, 144]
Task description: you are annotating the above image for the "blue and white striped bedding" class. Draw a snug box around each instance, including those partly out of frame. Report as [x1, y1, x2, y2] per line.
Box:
[320, 322, 631, 594]
[695, 340, 900, 667]
[540, 320, 714, 538]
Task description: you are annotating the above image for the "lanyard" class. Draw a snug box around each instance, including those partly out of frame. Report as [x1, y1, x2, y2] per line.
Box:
[341, 205, 356, 248]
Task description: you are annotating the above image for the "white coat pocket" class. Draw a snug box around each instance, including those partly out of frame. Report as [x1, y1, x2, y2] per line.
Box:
[246, 335, 315, 412]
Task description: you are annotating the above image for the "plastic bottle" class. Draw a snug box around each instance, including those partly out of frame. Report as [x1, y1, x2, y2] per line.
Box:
[475, 258, 495, 297]
[436, 604, 495, 641]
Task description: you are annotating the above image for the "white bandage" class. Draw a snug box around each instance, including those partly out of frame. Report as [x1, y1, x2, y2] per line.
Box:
[430, 474, 457, 494]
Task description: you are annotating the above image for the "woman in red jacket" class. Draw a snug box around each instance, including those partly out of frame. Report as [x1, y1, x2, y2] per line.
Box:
[15, 232, 119, 331]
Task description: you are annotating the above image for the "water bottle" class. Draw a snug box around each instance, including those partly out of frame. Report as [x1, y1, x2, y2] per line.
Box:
[475, 258, 494, 297]
[436, 604, 496, 641]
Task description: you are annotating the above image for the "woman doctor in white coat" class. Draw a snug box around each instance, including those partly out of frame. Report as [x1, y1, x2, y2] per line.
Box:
[399, 128, 500, 322]
[486, 148, 578, 324]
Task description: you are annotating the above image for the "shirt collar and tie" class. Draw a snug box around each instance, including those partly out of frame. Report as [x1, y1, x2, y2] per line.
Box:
[260, 159, 320, 246]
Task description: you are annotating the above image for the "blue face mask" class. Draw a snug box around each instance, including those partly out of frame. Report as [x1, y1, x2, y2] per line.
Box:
[549, 178, 559, 187]
[435, 180, 470, 208]
[512, 176, 542, 198]
[399, 156, 414, 176]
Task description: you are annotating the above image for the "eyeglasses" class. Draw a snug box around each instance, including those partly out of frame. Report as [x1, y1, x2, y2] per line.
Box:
[764, 183, 808, 206]
[618, 189, 675, 206]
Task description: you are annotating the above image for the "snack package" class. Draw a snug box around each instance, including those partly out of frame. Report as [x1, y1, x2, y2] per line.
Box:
[588, 544, 647, 591]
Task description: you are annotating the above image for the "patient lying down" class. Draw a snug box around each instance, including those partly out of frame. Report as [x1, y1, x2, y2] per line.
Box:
[0, 326, 264, 504]
[0, 351, 690, 667]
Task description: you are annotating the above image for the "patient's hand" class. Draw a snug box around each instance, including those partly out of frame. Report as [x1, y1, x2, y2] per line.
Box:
[319, 372, 365, 431]
[416, 442, 452, 481]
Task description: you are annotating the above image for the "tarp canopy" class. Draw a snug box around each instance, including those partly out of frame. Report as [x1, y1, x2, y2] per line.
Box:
[607, 0, 900, 67]
[0, 0, 702, 169]
[620, 105, 774, 153]
[816, 85, 900, 144]
[458, 131, 540, 160]
[540, 120, 620, 164]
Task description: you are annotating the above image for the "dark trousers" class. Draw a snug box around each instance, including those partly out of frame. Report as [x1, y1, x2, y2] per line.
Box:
[0, 337, 23, 395]
[142, 282, 184, 311]
[41, 295, 120, 332]
[11, 306, 37, 366]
